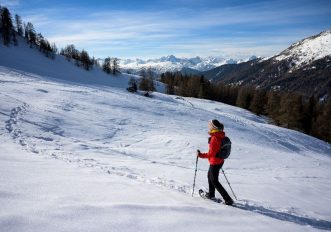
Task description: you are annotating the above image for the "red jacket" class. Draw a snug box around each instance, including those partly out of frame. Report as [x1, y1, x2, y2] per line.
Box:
[199, 130, 225, 165]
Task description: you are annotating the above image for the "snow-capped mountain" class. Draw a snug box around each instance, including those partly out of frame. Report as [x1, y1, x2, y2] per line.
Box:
[120, 55, 257, 74]
[203, 30, 331, 98]
[273, 30, 331, 69]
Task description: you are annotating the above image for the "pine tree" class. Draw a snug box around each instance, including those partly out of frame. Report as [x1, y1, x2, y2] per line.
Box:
[127, 77, 138, 92]
[139, 77, 154, 91]
[164, 72, 175, 95]
[266, 91, 281, 122]
[175, 73, 188, 96]
[15, 14, 23, 36]
[185, 76, 199, 97]
[250, 89, 267, 115]
[277, 93, 304, 130]
[60, 44, 79, 61]
[25, 22, 36, 46]
[102, 57, 112, 74]
[302, 96, 317, 134]
[139, 67, 155, 91]
[23, 22, 28, 40]
[198, 75, 207, 99]
[236, 86, 254, 110]
[112, 58, 120, 75]
[80, 49, 92, 70]
[51, 43, 57, 59]
[1, 7, 14, 46]
[36, 33, 44, 46]
[312, 100, 331, 142]
[12, 30, 17, 45]
[288, 94, 304, 130]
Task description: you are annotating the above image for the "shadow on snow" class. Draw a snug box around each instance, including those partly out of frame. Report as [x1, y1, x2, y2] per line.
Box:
[234, 202, 331, 231]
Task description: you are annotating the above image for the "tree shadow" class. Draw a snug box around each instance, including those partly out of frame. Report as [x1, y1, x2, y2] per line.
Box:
[234, 202, 331, 230]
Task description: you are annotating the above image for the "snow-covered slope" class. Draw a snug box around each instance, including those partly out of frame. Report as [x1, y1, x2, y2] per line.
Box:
[0, 38, 166, 92]
[1, 64, 331, 231]
[120, 55, 257, 74]
[0, 38, 137, 89]
[274, 30, 331, 69]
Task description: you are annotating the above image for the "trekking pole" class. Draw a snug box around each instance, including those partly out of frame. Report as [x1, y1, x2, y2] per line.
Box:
[221, 168, 238, 200]
[192, 152, 199, 197]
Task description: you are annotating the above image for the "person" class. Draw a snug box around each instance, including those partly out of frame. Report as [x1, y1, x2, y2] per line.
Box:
[197, 119, 234, 205]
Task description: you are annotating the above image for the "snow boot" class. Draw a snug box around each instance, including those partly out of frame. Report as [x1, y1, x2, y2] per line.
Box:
[224, 198, 234, 205]
[205, 192, 213, 199]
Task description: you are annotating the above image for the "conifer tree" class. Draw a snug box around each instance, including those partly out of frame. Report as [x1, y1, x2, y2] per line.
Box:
[1, 7, 14, 46]
[288, 94, 304, 130]
[266, 91, 281, 121]
[60, 44, 78, 61]
[12, 29, 17, 45]
[15, 14, 23, 36]
[25, 22, 36, 45]
[23, 22, 28, 40]
[302, 96, 317, 134]
[51, 43, 57, 59]
[277, 93, 304, 130]
[127, 77, 138, 92]
[36, 33, 44, 46]
[164, 72, 175, 95]
[80, 49, 92, 70]
[236, 86, 254, 109]
[102, 57, 112, 74]
[112, 58, 120, 75]
[185, 76, 198, 97]
[250, 89, 267, 115]
[198, 75, 207, 99]
[139, 67, 155, 91]
[312, 100, 331, 142]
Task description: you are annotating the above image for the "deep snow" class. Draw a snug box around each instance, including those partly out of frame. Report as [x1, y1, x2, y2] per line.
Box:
[1, 40, 331, 231]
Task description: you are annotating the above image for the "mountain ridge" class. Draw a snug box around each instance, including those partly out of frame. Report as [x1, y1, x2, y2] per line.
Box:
[120, 55, 258, 74]
[202, 30, 331, 98]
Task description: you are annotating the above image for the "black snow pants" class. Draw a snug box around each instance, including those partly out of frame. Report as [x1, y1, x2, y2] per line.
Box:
[208, 163, 232, 202]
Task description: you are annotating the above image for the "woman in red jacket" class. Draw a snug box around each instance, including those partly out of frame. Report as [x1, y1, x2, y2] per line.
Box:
[197, 119, 233, 205]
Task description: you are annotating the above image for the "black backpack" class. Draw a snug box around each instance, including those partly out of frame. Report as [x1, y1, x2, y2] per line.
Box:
[216, 136, 232, 159]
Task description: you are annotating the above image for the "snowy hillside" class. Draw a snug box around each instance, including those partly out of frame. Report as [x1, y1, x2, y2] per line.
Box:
[274, 30, 331, 69]
[1, 59, 331, 231]
[0, 38, 168, 93]
[120, 55, 257, 74]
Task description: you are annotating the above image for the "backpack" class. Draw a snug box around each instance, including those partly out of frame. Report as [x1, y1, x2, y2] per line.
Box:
[216, 136, 231, 159]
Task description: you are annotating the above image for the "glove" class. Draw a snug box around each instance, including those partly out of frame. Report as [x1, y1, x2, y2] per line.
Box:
[196, 149, 201, 157]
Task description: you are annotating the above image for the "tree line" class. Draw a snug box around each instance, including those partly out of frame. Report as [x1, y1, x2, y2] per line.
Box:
[0, 6, 57, 58]
[0, 6, 120, 74]
[160, 72, 331, 143]
[60, 44, 96, 71]
[102, 57, 120, 74]
[127, 67, 155, 93]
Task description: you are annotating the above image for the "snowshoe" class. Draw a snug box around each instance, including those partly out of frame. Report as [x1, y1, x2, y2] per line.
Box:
[199, 189, 222, 203]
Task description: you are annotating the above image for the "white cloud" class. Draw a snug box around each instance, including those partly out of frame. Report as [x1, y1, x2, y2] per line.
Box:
[15, 2, 331, 59]
[0, 0, 19, 7]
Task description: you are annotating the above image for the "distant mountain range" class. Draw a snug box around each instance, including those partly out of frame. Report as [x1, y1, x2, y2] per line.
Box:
[202, 30, 331, 98]
[120, 55, 258, 74]
[120, 30, 330, 98]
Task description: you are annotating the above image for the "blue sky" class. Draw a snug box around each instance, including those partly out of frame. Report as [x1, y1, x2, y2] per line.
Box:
[1, 0, 331, 59]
